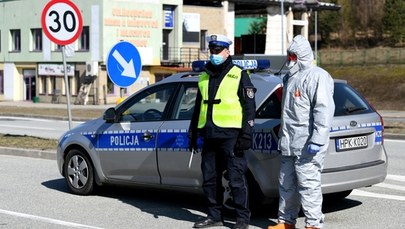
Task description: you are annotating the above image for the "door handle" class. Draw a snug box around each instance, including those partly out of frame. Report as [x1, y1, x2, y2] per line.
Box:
[143, 131, 153, 142]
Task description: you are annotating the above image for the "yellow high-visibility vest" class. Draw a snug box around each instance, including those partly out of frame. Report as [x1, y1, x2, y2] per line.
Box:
[198, 66, 243, 128]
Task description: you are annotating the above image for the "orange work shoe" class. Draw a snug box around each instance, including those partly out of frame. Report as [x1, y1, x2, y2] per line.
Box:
[305, 227, 319, 229]
[267, 223, 295, 229]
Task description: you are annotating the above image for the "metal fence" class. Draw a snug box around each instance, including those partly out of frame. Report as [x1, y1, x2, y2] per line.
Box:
[161, 47, 209, 67]
[318, 48, 405, 66]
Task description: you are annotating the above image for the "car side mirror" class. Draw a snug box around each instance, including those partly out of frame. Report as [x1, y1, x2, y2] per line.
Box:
[103, 107, 117, 123]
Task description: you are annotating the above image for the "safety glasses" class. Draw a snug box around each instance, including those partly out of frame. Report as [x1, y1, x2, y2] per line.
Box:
[287, 52, 297, 62]
[209, 46, 225, 54]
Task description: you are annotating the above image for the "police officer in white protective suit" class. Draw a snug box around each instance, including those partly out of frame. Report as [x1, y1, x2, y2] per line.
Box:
[268, 35, 335, 229]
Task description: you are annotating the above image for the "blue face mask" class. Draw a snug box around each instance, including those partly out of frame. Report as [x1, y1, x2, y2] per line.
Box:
[210, 54, 224, 65]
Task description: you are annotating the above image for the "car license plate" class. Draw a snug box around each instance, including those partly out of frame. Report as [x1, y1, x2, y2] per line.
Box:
[336, 136, 368, 151]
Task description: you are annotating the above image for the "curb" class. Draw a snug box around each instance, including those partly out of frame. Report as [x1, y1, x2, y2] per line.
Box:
[0, 147, 56, 160]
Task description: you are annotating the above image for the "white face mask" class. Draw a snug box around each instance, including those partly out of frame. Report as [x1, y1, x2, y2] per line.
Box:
[286, 60, 297, 69]
[286, 52, 297, 69]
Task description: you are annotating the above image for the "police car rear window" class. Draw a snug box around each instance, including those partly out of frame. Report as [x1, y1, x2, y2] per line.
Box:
[333, 83, 373, 116]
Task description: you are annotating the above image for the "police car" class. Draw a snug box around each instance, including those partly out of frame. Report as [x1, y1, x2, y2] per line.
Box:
[56, 59, 387, 207]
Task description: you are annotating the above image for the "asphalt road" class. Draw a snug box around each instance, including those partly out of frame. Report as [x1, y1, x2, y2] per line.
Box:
[0, 116, 83, 139]
[0, 139, 404, 228]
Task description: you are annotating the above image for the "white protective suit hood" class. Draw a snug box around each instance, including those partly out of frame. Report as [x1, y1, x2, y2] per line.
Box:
[286, 35, 314, 75]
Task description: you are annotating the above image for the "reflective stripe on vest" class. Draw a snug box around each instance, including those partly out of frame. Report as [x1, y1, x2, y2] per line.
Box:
[198, 66, 243, 128]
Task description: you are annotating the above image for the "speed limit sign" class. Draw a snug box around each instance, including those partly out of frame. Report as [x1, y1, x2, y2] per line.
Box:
[41, 0, 83, 45]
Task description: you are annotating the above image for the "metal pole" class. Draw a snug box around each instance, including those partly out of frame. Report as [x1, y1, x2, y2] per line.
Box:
[281, 0, 284, 55]
[62, 45, 73, 130]
[315, 11, 318, 64]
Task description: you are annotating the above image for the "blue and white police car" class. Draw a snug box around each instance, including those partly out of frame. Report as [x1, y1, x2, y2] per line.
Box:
[56, 59, 387, 207]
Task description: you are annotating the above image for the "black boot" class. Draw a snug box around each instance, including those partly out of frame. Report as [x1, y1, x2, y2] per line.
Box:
[193, 217, 224, 228]
[232, 221, 249, 229]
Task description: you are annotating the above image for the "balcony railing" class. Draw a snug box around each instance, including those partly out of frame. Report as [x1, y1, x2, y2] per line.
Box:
[161, 47, 209, 67]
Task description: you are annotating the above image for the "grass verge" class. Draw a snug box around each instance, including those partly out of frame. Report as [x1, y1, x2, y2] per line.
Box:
[0, 134, 58, 151]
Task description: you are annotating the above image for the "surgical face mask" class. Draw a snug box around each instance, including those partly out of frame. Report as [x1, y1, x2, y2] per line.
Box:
[210, 54, 224, 65]
[286, 52, 297, 69]
[286, 60, 296, 69]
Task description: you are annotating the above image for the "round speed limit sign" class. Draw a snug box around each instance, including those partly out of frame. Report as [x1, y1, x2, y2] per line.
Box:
[41, 0, 83, 45]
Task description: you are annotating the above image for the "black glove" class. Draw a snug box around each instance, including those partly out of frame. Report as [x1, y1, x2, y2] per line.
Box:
[187, 130, 198, 153]
[236, 132, 252, 151]
[236, 122, 253, 151]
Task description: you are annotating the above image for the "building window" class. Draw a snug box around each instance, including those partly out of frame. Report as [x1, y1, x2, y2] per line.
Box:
[74, 73, 80, 96]
[200, 30, 207, 51]
[55, 44, 62, 52]
[79, 26, 90, 51]
[10, 29, 21, 52]
[39, 75, 47, 94]
[50, 77, 56, 94]
[31, 28, 42, 51]
[107, 75, 114, 94]
[0, 70, 4, 95]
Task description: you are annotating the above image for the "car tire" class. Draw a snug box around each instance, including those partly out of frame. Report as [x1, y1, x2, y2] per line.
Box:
[63, 149, 95, 195]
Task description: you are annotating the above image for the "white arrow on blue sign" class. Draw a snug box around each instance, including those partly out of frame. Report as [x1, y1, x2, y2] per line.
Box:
[106, 41, 142, 88]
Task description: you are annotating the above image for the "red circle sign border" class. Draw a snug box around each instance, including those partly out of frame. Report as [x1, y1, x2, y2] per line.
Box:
[41, 0, 83, 45]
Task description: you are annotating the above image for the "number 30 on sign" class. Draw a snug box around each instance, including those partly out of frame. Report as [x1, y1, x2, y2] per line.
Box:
[41, 0, 83, 45]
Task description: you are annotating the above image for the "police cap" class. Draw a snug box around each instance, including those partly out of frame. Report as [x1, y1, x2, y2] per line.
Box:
[207, 34, 232, 49]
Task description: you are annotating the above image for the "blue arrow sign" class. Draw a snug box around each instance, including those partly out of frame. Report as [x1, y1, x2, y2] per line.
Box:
[106, 41, 142, 88]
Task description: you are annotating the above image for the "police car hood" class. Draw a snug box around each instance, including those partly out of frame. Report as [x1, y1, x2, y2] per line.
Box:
[64, 117, 105, 136]
[251, 73, 283, 107]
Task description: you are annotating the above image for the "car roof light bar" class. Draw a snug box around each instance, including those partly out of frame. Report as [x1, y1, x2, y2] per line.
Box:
[192, 59, 271, 72]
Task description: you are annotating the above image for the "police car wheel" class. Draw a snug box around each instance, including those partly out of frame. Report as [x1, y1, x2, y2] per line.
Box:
[64, 149, 95, 195]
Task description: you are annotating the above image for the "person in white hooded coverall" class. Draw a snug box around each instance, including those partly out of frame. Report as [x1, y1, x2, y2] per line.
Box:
[268, 35, 335, 229]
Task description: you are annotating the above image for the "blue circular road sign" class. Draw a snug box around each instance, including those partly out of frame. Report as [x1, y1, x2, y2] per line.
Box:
[106, 41, 142, 88]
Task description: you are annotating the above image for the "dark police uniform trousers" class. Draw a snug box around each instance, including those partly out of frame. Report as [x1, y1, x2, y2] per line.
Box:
[201, 137, 250, 223]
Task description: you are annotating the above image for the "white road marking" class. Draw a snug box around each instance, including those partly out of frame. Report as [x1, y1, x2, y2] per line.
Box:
[351, 189, 405, 201]
[386, 174, 405, 182]
[0, 209, 103, 229]
[385, 139, 405, 143]
[375, 183, 405, 192]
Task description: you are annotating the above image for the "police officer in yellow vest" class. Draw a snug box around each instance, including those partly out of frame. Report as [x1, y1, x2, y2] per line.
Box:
[189, 34, 256, 229]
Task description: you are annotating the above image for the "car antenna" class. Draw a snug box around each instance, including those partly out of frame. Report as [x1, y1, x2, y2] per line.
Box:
[275, 59, 288, 76]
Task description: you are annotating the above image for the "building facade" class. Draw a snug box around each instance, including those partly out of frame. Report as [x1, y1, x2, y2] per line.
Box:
[0, 0, 338, 104]
[0, 0, 187, 104]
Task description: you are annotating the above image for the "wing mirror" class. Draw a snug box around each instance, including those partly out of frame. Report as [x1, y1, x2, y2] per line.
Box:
[103, 107, 118, 123]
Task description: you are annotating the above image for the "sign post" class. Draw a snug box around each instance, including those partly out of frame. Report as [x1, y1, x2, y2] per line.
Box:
[41, 0, 83, 129]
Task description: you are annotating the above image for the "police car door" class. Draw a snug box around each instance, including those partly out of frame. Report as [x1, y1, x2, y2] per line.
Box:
[96, 84, 176, 184]
[157, 83, 202, 188]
